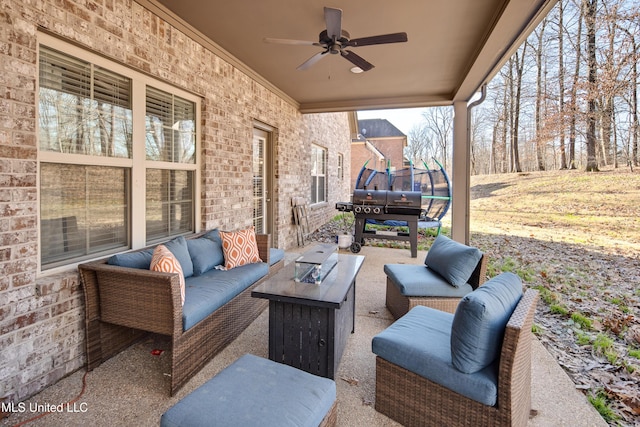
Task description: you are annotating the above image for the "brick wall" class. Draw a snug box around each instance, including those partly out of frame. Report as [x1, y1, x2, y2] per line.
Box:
[0, 0, 350, 404]
[373, 137, 407, 171]
[350, 136, 407, 190]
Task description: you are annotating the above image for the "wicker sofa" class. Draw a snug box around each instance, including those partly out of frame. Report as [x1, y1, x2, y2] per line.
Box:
[78, 229, 284, 396]
[372, 273, 539, 427]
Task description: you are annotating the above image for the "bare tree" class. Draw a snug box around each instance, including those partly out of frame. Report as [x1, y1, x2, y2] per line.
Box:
[558, 0, 569, 169]
[421, 107, 453, 170]
[405, 123, 431, 165]
[470, 0, 640, 175]
[534, 17, 548, 171]
[585, 0, 599, 171]
[509, 45, 527, 173]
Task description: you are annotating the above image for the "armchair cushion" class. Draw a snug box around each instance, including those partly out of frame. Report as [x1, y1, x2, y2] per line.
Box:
[384, 264, 473, 297]
[424, 235, 482, 287]
[372, 305, 499, 406]
[450, 272, 523, 374]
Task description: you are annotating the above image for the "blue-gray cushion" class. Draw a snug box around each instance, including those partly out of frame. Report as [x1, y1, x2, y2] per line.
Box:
[269, 248, 285, 266]
[202, 228, 222, 244]
[424, 235, 482, 287]
[107, 249, 153, 269]
[187, 237, 223, 276]
[450, 272, 523, 374]
[160, 353, 336, 427]
[384, 264, 473, 297]
[164, 236, 194, 278]
[182, 262, 269, 331]
[372, 305, 499, 406]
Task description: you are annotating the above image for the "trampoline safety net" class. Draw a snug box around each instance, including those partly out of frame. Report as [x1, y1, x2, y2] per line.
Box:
[355, 160, 451, 223]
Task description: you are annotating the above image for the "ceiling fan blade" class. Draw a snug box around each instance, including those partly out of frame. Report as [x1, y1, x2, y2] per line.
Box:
[341, 50, 374, 72]
[346, 32, 408, 47]
[324, 7, 342, 40]
[264, 38, 319, 46]
[297, 51, 328, 71]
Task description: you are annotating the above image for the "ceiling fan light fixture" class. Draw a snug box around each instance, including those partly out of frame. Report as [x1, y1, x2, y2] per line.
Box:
[350, 66, 364, 74]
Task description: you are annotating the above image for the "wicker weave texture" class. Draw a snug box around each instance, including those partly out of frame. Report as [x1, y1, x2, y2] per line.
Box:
[78, 233, 281, 396]
[385, 254, 488, 319]
[319, 401, 338, 427]
[375, 288, 538, 427]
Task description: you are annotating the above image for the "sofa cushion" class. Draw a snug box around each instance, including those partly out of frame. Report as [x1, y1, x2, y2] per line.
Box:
[164, 235, 194, 278]
[187, 237, 223, 276]
[450, 272, 523, 374]
[202, 229, 225, 264]
[220, 227, 262, 269]
[151, 244, 186, 305]
[424, 235, 482, 287]
[269, 248, 285, 266]
[372, 305, 499, 406]
[160, 354, 336, 427]
[107, 249, 153, 269]
[384, 264, 474, 297]
[182, 262, 269, 331]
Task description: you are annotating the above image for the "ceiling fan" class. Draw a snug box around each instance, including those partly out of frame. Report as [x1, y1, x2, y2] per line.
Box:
[264, 7, 408, 72]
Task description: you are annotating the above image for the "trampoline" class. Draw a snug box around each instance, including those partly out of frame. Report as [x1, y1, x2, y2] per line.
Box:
[354, 159, 451, 234]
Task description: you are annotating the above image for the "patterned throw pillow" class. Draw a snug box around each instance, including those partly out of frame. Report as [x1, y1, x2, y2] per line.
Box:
[220, 227, 262, 269]
[150, 244, 186, 305]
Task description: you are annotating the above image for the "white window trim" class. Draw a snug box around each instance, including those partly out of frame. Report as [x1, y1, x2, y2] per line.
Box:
[36, 33, 201, 275]
[311, 144, 327, 205]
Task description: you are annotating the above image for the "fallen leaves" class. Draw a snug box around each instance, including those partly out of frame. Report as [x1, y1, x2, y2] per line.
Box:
[469, 169, 640, 425]
[340, 376, 359, 386]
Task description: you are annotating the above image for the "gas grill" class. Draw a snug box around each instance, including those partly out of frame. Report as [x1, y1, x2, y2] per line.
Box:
[336, 190, 423, 258]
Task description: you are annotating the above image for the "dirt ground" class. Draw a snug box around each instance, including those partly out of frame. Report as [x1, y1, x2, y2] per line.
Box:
[467, 168, 640, 425]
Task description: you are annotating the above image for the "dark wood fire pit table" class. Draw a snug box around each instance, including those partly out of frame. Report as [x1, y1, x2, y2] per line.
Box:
[252, 253, 365, 379]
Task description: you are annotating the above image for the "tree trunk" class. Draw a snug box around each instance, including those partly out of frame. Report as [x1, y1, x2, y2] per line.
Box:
[585, 0, 599, 172]
[568, 0, 584, 170]
[502, 85, 509, 173]
[558, 0, 568, 169]
[512, 48, 526, 173]
[535, 19, 547, 171]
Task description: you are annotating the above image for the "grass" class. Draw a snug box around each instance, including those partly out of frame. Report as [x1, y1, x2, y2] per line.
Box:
[576, 331, 591, 346]
[571, 312, 593, 330]
[466, 168, 639, 424]
[549, 304, 569, 316]
[588, 390, 621, 423]
[333, 170, 638, 425]
[593, 334, 618, 364]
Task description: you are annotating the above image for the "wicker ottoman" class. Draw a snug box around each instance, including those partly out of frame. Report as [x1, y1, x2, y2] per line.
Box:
[160, 354, 337, 427]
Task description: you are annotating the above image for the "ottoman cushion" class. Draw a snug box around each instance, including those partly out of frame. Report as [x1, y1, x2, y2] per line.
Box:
[160, 354, 336, 427]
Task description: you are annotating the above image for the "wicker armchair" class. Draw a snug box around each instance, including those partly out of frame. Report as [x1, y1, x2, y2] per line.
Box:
[385, 254, 487, 317]
[374, 285, 539, 427]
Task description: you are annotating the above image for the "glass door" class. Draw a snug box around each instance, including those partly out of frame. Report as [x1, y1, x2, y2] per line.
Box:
[252, 128, 269, 235]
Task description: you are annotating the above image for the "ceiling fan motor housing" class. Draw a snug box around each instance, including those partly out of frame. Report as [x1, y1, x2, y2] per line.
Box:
[319, 29, 351, 53]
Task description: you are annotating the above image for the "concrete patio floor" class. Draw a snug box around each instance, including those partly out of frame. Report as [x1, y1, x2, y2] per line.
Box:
[1, 245, 607, 426]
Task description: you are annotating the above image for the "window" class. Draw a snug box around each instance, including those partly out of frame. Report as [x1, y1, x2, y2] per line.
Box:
[38, 37, 199, 270]
[39, 47, 133, 157]
[311, 144, 326, 204]
[145, 87, 196, 241]
[337, 153, 344, 180]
